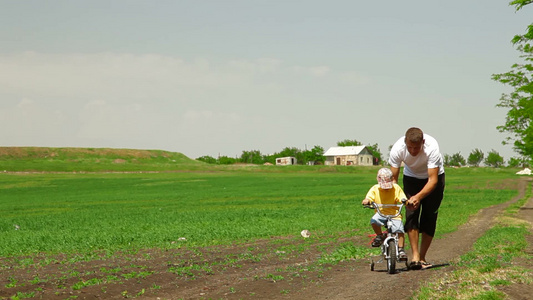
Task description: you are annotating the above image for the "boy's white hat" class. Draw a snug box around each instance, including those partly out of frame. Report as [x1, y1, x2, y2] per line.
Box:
[377, 168, 394, 189]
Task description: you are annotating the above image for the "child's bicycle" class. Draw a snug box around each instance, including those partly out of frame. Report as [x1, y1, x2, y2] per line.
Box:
[363, 198, 408, 274]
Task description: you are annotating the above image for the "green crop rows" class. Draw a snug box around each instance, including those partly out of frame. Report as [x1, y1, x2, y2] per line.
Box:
[0, 167, 518, 257]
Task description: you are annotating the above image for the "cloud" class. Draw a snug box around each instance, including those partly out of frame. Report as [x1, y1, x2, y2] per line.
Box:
[0, 51, 511, 160]
[0, 52, 358, 107]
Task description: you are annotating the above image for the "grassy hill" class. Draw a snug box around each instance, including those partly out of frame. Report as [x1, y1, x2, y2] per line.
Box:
[0, 147, 205, 172]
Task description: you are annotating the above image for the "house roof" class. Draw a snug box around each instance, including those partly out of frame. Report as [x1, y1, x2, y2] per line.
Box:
[323, 146, 368, 156]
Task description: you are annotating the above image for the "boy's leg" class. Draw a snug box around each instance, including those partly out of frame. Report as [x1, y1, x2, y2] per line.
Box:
[398, 233, 404, 248]
[398, 233, 408, 260]
[371, 223, 383, 235]
[390, 219, 405, 247]
[370, 215, 385, 247]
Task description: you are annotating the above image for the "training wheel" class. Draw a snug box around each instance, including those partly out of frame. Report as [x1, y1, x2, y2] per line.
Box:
[370, 261, 375, 271]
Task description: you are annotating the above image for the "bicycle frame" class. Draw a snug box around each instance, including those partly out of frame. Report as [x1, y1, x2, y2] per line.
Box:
[364, 199, 407, 274]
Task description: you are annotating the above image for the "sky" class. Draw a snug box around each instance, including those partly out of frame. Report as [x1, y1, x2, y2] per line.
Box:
[0, 1, 531, 162]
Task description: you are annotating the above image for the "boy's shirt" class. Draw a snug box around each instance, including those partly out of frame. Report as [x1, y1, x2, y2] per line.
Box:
[365, 183, 407, 219]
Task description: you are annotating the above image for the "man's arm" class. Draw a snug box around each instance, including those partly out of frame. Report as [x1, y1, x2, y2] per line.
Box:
[390, 166, 400, 184]
[408, 167, 439, 210]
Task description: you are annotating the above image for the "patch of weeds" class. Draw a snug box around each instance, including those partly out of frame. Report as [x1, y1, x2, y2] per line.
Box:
[504, 183, 531, 216]
[414, 222, 532, 299]
[136, 288, 146, 297]
[121, 270, 154, 280]
[10, 291, 36, 299]
[100, 266, 122, 274]
[69, 270, 81, 277]
[38, 257, 58, 267]
[67, 253, 96, 263]
[458, 225, 529, 272]
[318, 242, 374, 264]
[471, 290, 507, 299]
[489, 279, 511, 286]
[72, 277, 105, 290]
[5, 276, 18, 288]
[15, 258, 35, 268]
[239, 252, 262, 262]
[106, 274, 120, 282]
[266, 273, 285, 282]
[191, 248, 204, 257]
[30, 275, 47, 284]
[167, 265, 197, 279]
[221, 255, 239, 266]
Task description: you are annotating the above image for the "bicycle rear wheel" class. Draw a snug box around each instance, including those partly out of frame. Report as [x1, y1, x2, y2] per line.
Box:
[386, 240, 397, 274]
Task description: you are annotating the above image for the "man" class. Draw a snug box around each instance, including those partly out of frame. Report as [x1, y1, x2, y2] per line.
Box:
[388, 127, 445, 270]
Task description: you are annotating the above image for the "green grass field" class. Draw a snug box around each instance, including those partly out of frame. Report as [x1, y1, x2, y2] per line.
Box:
[0, 161, 519, 257]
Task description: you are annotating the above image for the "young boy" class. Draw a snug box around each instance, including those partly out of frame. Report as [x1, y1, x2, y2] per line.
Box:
[362, 168, 408, 260]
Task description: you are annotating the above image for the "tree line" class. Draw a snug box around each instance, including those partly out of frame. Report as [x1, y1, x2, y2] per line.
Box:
[444, 148, 528, 168]
[197, 140, 528, 168]
[196, 139, 381, 165]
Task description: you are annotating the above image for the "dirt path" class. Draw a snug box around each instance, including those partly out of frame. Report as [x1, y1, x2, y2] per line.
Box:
[1, 179, 531, 300]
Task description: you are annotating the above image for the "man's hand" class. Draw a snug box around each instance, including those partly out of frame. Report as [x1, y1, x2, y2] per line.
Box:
[407, 196, 421, 210]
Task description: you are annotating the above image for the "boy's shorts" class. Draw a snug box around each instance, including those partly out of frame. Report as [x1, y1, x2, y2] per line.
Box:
[371, 214, 405, 233]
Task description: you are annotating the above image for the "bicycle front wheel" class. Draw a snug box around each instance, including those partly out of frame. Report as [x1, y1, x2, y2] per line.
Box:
[386, 240, 397, 274]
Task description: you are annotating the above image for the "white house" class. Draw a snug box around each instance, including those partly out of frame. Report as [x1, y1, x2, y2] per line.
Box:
[323, 146, 375, 166]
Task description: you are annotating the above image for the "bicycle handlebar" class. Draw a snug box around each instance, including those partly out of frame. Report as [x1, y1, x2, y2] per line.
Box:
[362, 198, 408, 219]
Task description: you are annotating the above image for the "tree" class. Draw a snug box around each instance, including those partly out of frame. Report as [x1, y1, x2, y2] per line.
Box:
[196, 155, 217, 164]
[485, 150, 505, 168]
[240, 150, 264, 164]
[508, 156, 531, 168]
[510, 0, 533, 10]
[508, 157, 522, 168]
[492, 1, 533, 158]
[337, 139, 362, 147]
[366, 143, 382, 165]
[218, 156, 237, 165]
[446, 152, 466, 167]
[304, 145, 325, 165]
[262, 153, 277, 165]
[467, 148, 484, 167]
